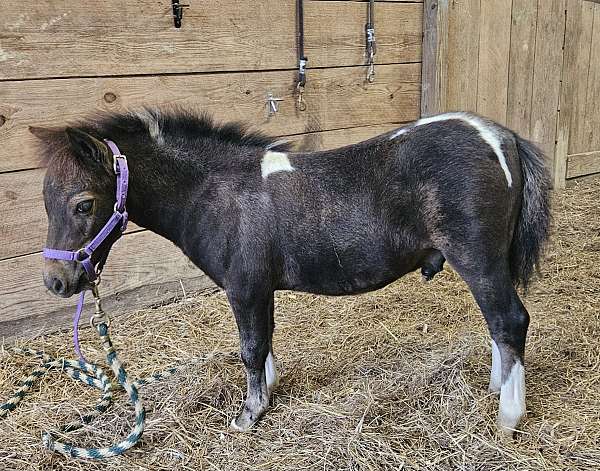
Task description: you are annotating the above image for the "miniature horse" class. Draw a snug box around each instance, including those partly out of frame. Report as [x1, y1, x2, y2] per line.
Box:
[32, 109, 550, 435]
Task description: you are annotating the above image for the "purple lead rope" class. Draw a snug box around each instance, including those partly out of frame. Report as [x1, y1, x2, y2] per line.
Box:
[73, 291, 87, 361]
[43, 139, 128, 361]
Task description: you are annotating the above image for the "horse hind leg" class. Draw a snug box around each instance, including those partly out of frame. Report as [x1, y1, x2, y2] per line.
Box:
[445, 254, 529, 435]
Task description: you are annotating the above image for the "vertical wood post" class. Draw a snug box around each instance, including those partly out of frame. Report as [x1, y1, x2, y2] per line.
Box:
[421, 0, 448, 117]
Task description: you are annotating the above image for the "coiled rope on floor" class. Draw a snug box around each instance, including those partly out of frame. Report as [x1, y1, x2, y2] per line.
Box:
[1, 313, 221, 460]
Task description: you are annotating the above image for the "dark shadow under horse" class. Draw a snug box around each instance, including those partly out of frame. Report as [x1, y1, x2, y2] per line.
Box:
[31, 108, 550, 435]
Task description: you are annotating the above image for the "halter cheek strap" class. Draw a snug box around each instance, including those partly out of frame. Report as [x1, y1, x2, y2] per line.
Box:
[42, 139, 129, 283]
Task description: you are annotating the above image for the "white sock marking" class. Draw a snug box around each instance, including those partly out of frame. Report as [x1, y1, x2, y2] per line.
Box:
[489, 340, 502, 393]
[261, 151, 295, 179]
[389, 112, 512, 187]
[265, 352, 278, 392]
[498, 361, 526, 433]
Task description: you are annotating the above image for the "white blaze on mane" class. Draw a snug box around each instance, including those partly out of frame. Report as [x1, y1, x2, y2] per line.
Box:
[134, 110, 164, 145]
[389, 112, 513, 187]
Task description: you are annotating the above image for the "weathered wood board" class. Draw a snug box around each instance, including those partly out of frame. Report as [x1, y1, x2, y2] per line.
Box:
[0, 122, 405, 261]
[564, 0, 594, 156]
[583, 3, 600, 152]
[555, 0, 596, 186]
[0, 230, 215, 340]
[529, 0, 566, 172]
[477, 0, 512, 124]
[506, 0, 538, 139]
[445, 0, 479, 112]
[567, 151, 600, 179]
[421, 0, 448, 118]
[0, 63, 420, 173]
[0, 0, 422, 80]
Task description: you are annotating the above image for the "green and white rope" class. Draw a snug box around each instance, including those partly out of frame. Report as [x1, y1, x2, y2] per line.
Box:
[0, 322, 225, 460]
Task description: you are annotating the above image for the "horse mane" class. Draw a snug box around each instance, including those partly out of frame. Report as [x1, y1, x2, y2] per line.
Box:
[82, 106, 289, 151]
[35, 106, 291, 168]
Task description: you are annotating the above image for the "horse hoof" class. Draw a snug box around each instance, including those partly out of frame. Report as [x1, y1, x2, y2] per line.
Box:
[497, 407, 523, 438]
[230, 418, 249, 432]
[230, 409, 261, 432]
[497, 422, 517, 441]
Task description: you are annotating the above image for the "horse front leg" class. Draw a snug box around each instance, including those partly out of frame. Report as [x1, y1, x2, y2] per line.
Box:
[227, 287, 274, 432]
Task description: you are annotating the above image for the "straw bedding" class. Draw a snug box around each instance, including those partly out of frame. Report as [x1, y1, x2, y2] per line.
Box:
[1, 181, 598, 470]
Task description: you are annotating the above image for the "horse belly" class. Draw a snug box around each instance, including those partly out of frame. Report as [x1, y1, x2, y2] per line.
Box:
[281, 244, 424, 296]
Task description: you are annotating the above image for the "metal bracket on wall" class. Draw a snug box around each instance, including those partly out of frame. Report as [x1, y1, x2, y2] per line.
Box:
[266, 93, 284, 117]
[172, 0, 190, 28]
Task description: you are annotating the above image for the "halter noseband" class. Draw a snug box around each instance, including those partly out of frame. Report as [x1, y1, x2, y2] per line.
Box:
[42, 139, 129, 283]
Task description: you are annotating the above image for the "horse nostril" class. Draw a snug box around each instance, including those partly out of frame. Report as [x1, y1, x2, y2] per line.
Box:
[52, 277, 66, 295]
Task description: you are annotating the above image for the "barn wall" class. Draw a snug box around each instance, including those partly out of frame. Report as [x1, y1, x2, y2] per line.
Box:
[421, 0, 600, 188]
[0, 1, 423, 340]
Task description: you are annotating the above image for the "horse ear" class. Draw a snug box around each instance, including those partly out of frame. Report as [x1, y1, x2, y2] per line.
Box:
[64, 127, 111, 168]
[28, 126, 65, 141]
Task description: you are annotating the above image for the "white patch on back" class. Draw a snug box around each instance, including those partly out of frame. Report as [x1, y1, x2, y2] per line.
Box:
[389, 112, 512, 187]
[498, 361, 526, 433]
[489, 340, 502, 393]
[261, 151, 295, 179]
[265, 352, 278, 393]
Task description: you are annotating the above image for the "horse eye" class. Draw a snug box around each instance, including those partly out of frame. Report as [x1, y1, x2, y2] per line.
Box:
[76, 200, 94, 214]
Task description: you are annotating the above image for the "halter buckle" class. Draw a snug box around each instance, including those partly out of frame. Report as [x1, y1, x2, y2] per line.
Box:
[113, 154, 127, 175]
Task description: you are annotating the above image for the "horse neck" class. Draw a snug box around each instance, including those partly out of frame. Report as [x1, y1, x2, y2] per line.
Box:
[124, 137, 205, 244]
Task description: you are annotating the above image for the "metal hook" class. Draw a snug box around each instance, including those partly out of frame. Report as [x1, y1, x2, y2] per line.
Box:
[171, 0, 190, 28]
[365, 24, 376, 83]
[90, 285, 110, 330]
[367, 60, 375, 83]
[266, 93, 284, 117]
[296, 83, 307, 111]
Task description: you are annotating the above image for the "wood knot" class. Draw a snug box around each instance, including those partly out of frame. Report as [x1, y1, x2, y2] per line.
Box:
[0, 115, 6, 127]
[103, 92, 117, 103]
[4, 190, 18, 201]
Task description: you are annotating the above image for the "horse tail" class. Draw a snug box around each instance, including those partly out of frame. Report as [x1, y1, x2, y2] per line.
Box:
[509, 134, 551, 290]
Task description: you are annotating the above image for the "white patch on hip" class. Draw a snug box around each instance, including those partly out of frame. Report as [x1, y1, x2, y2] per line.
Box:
[389, 112, 512, 187]
[261, 151, 295, 179]
[489, 340, 502, 393]
[498, 360, 526, 433]
[265, 351, 278, 393]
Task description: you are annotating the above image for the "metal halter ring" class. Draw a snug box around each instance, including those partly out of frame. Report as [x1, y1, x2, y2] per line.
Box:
[75, 249, 90, 262]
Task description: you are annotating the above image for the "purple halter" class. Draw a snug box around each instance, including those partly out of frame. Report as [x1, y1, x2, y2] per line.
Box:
[42, 139, 129, 359]
[43, 140, 129, 281]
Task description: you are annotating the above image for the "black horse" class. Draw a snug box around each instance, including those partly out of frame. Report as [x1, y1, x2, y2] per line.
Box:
[32, 108, 550, 435]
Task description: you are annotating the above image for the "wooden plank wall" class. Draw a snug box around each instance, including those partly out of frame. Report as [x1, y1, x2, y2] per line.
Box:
[560, 0, 600, 181]
[0, 1, 423, 340]
[422, 0, 600, 187]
